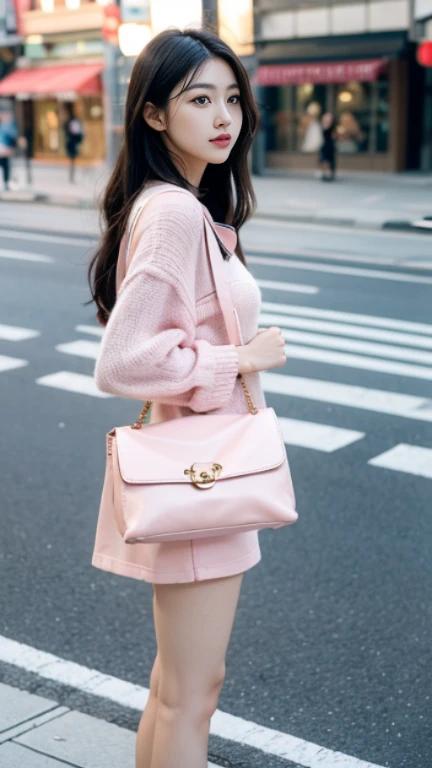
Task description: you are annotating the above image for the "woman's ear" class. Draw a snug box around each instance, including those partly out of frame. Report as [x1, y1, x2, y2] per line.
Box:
[143, 102, 166, 132]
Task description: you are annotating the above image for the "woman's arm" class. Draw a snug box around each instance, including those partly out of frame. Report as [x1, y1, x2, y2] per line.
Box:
[94, 193, 240, 412]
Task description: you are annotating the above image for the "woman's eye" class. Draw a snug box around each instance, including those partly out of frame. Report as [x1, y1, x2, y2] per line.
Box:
[193, 95, 241, 105]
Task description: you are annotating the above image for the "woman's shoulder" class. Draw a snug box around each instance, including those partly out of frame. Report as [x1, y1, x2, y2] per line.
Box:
[140, 181, 203, 226]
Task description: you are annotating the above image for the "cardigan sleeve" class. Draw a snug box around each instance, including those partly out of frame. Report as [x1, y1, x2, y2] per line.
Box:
[93, 193, 239, 412]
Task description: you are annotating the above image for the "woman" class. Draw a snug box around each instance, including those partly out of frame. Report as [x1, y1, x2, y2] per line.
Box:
[88, 27, 286, 768]
[319, 112, 336, 181]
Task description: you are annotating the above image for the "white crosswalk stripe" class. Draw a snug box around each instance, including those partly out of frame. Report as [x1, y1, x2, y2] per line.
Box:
[260, 301, 432, 336]
[0, 324, 40, 341]
[0, 248, 53, 263]
[56, 340, 101, 359]
[0, 354, 28, 372]
[368, 444, 432, 479]
[278, 417, 364, 452]
[261, 372, 432, 423]
[36, 371, 112, 398]
[260, 310, 432, 348]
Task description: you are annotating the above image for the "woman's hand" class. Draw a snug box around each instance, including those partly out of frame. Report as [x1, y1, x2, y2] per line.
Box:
[236, 326, 287, 374]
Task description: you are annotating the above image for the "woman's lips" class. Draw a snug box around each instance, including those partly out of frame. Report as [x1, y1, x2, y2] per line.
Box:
[210, 137, 231, 147]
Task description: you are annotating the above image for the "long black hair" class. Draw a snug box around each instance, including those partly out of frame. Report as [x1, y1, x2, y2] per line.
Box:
[87, 26, 259, 325]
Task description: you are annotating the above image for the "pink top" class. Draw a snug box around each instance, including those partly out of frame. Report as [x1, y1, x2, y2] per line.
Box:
[93, 180, 266, 424]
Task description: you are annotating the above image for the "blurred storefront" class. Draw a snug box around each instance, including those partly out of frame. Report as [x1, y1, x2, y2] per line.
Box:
[253, 0, 424, 173]
[0, 0, 105, 163]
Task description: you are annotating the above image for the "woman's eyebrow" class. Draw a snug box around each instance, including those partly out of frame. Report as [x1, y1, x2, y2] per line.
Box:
[184, 82, 239, 92]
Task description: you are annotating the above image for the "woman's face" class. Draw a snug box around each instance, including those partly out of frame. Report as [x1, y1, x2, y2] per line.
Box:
[144, 57, 243, 186]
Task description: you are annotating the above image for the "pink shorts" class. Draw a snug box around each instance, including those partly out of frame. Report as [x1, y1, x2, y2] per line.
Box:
[91, 497, 261, 584]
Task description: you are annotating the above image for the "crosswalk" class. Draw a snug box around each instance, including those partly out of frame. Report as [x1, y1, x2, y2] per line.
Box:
[1, 301, 431, 480]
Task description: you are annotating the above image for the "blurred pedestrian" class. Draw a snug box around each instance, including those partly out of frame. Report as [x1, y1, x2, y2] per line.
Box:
[0, 107, 18, 192]
[319, 112, 336, 181]
[63, 104, 84, 183]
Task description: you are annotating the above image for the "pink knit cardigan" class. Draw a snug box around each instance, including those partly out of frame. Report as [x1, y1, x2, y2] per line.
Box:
[93, 181, 266, 421]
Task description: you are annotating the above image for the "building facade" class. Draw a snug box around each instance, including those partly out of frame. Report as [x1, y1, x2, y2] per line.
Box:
[252, 0, 427, 172]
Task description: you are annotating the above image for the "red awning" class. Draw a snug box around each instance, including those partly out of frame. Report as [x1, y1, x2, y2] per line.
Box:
[255, 59, 387, 86]
[0, 63, 104, 97]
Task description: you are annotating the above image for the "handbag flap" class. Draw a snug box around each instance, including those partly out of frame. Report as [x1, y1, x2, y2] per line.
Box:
[114, 408, 286, 484]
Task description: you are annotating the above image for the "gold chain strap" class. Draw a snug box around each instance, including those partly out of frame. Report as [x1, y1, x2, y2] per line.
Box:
[131, 373, 257, 429]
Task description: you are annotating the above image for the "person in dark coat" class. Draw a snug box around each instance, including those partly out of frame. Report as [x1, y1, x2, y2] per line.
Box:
[319, 112, 337, 181]
[63, 104, 84, 183]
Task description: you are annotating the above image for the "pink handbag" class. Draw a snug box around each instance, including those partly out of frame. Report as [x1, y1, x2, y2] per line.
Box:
[100, 186, 298, 544]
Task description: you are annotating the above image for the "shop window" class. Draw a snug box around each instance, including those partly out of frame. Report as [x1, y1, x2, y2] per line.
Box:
[334, 81, 371, 153]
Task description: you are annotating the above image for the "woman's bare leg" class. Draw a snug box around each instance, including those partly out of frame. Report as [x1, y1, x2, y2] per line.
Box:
[136, 591, 160, 768]
[150, 573, 244, 768]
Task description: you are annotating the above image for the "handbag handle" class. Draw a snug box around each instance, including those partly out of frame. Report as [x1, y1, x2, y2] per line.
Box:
[118, 184, 258, 426]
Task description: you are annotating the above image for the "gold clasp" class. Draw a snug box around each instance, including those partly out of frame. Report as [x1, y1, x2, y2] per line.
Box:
[184, 462, 222, 489]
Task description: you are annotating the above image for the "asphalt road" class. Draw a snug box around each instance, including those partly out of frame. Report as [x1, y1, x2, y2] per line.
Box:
[0, 203, 431, 768]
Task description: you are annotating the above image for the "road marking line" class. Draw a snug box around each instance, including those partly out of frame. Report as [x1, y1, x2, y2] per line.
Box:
[248, 255, 432, 284]
[0, 248, 53, 263]
[56, 340, 100, 359]
[361, 195, 384, 204]
[0, 324, 40, 341]
[0, 354, 28, 372]
[260, 311, 432, 349]
[246, 243, 398, 266]
[279, 417, 364, 452]
[256, 278, 319, 295]
[249, 212, 432, 242]
[261, 373, 432, 423]
[285, 344, 432, 380]
[36, 371, 112, 398]
[267, 326, 432, 365]
[0, 635, 386, 768]
[0, 228, 93, 246]
[75, 324, 104, 337]
[261, 302, 432, 336]
[368, 444, 432, 479]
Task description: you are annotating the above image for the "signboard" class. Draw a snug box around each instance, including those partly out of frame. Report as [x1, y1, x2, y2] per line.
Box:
[120, 0, 150, 23]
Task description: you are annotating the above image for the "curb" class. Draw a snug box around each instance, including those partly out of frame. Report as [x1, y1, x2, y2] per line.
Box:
[1, 190, 432, 234]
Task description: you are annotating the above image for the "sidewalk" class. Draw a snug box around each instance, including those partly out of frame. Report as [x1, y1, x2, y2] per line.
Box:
[1, 159, 432, 233]
[0, 683, 219, 768]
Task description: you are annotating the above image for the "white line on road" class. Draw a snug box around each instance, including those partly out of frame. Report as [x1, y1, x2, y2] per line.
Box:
[260, 302, 432, 336]
[0, 635, 386, 768]
[368, 444, 432, 479]
[285, 344, 432, 380]
[56, 340, 100, 359]
[246, 243, 398, 266]
[0, 324, 40, 341]
[280, 328, 432, 365]
[361, 195, 384, 204]
[0, 248, 53, 263]
[279, 417, 364, 452]
[260, 312, 432, 351]
[261, 373, 432, 423]
[0, 354, 28, 372]
[247, 255, 432, 284]
[256, 278, 319, 294]
[0, 229, 92, 246]
[75, 324, 104, 337]
[249, 212, 432, 242]
[36, 371, 112, 398]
